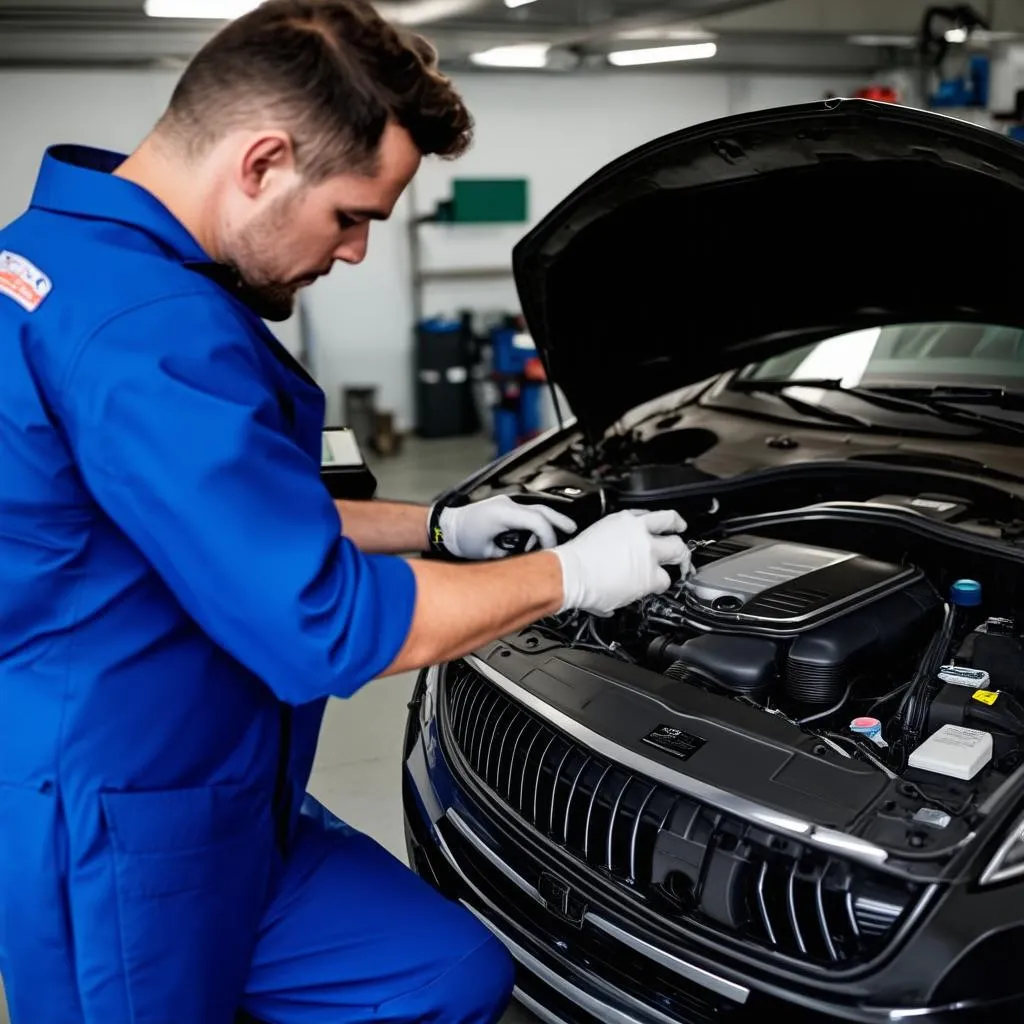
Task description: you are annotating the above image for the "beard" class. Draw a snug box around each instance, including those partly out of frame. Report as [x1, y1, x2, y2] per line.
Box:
[224, 191, 306, 321]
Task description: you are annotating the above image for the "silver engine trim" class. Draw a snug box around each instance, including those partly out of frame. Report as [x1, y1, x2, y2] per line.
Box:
[684, 541, 855, 609]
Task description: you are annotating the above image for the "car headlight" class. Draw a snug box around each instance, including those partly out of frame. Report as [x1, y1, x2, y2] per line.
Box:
[979, 811, 1024, 886]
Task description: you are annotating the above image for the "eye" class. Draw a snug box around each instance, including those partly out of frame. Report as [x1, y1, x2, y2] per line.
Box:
[336, 212, 361, 230]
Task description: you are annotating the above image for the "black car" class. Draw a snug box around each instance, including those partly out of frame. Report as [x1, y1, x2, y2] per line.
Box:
[401, 99, 1024, 1023]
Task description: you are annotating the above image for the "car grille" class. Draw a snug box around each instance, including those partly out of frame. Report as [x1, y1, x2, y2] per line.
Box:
[441, 662, 923, 970]
[436, 815, 736, 1024]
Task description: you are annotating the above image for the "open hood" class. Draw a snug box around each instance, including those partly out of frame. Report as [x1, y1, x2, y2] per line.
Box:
[512, 99, 1024, 440]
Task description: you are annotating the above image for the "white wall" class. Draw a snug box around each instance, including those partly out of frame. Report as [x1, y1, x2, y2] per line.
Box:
[0, 67, 860, 428]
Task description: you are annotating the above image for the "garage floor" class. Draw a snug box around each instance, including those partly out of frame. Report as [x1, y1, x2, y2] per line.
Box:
[308, 433, 494, 867]
[0, 433, 536, 1024]
[310, 433, 537, 1023]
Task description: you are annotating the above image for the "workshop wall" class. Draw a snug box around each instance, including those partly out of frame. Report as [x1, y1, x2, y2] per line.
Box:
[0, 67, 860, 429]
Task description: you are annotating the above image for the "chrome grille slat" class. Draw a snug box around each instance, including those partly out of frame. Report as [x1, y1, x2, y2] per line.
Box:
[531, 733, 558, 825]
[606, 776, 634, 872]
[658, 800, 677, 831]
[845, 889, 861, 938]
[563, 756, 592, 843]
[583, 764, 613, 862]
[484, 704, 516, 787]
[815, 868, 839, 962]
[462, 686, 489, 771]
[755, 861, 777, 946]
[548, 746, 575, 835]
[462, 686, 493, 771]
[446, 674, 464, 729]
[456, 672, 484, 740]
[441, 664, 921, 970]
[787, 863, 808, 955]
[853, 897, 903, 937]
[629, 786, 657, 883]
[501, 714, 532, 803]
[473, 693, 504, 772]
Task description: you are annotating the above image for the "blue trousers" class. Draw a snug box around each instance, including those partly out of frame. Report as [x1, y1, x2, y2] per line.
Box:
[237, 800, 515, 1024]
[7, 794, 514, 1024]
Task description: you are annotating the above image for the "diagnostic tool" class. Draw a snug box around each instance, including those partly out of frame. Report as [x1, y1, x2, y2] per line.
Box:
[320, 427, 377, 500]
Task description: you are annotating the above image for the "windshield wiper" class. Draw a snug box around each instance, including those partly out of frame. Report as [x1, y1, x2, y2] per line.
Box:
[728, 378, 875, 428]
[877, 385, 1024, 408]
[867, 386, 1024, 437]
[880, 385, 1024, 403]
[732, 377, 1024, 439]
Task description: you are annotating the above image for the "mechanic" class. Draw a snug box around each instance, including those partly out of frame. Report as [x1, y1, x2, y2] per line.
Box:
[0, 3, 690, 1023]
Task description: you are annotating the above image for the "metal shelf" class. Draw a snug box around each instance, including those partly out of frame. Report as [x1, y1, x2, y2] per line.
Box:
[415, 266, 513, 284]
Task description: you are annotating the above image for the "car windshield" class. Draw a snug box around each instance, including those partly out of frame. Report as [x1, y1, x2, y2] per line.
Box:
[736, 322, 1024, 390]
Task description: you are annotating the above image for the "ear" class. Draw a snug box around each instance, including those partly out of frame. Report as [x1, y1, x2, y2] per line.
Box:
[237, 132, 297, 199]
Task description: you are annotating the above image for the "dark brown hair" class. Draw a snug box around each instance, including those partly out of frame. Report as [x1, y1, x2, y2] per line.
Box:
[161, 0, 472, 179]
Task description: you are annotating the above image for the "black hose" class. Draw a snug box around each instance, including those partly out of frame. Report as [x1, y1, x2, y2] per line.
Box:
[797, 681, 855, 725]
[824, 732, 898, 779]
[899, 602, 959, 756]
[867, 679, 915, 715]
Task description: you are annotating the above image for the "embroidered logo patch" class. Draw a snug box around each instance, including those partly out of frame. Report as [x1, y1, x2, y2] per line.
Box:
[0, 250, 52, 312]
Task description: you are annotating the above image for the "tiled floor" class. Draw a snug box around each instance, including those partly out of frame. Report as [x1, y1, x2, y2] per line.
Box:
[2, 434, 538, 1024]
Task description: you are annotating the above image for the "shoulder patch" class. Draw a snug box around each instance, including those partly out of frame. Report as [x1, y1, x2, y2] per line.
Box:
[0, 250, 52, 312]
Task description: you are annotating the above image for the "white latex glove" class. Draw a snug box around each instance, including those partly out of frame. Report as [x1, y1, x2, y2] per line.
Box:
[553, 509, 690, 616]
[435, 495, 578, 560]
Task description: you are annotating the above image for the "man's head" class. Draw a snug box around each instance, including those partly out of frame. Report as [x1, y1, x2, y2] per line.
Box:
[145, 0, 472, 318]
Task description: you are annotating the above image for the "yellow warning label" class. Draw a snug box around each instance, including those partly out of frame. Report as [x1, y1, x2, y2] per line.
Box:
[972, 690, 999, 706]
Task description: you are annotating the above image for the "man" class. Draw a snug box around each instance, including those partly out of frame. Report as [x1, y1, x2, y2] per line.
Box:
[0, 3, 688, 1022]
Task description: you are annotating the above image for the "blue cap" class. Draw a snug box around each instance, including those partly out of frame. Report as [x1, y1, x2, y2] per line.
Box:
[850, 716, 882, 738]
[950, 579, 982, 608]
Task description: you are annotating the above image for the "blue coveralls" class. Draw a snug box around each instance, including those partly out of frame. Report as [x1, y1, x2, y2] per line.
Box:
[0, 146, 514, 1024]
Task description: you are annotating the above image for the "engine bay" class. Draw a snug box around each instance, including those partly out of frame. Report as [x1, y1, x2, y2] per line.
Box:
[451, 403, 1024, 865]
[527, 524, 1024, 863]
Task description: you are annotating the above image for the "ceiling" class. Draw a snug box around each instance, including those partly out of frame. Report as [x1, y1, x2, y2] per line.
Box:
[1, 0, 1022, 71]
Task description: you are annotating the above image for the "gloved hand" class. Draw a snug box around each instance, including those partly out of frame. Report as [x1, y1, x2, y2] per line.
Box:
[431, 495, 578, 560]
[553, 509, 690, 616]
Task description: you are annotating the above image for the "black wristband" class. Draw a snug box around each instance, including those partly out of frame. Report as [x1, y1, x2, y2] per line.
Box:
[427, 502, 447, 554]
[428, 494, 471, 556]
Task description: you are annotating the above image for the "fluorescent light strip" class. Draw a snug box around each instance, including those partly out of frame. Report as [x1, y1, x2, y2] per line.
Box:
[145, 0, 258, 16]
[608, 41, 717, 66]
[505, 0, 539, 7]
[470, 43, 550, 68]
[148, 0, 531, 22]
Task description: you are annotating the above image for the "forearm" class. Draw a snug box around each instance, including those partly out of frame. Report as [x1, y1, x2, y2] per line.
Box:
[335, 499, 429, 554]
[382, 552, 564, 675]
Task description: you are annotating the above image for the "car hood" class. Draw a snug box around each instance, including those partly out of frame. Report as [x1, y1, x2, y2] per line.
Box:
[512, 99, 1024, 440]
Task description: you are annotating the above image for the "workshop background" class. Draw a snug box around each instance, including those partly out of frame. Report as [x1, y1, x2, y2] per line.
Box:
[1, 1, 1023, 1021]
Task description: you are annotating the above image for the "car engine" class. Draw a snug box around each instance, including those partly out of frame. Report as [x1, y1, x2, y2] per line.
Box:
[536, 531, 1024, 786]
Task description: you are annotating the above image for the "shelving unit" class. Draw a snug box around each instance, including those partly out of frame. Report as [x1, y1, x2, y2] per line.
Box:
[407, 215, 513, 323]
[405, 177, 525, 323]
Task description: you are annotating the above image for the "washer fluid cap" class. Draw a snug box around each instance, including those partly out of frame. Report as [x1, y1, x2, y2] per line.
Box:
[950, 579, 982, 608]
[850, 716, 882, 737]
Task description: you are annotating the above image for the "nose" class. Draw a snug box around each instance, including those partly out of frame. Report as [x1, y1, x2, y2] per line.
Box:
[334, 222, 370, 266]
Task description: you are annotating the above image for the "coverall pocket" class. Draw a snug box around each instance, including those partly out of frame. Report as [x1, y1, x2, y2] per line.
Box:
[100, 782, 274, 1023]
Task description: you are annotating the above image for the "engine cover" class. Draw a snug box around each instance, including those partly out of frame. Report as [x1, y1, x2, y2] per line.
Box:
[684, 534, 923, 633]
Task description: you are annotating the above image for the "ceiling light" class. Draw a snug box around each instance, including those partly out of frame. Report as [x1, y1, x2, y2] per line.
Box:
[470, 43, 550, 68]
[848, 34, 917, 47]
[146, 0, 484, 20]
[144, 0, 257, 16]
[607, 42, 717, 66]
[616, 26, 714, 42]
[504, 0, 539, 7]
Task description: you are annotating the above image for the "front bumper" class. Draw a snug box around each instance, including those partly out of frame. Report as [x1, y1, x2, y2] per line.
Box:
[402, 662, 1024, 1024]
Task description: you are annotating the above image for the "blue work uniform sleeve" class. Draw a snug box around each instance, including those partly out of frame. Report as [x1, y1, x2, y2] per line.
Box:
[52, 291, 417, 705]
